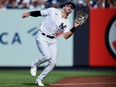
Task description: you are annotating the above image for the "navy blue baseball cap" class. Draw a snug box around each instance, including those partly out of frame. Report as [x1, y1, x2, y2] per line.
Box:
[64, 2, 75, 9]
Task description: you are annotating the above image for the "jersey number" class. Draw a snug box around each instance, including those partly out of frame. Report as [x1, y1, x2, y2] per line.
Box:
[59, 23, 67, 30]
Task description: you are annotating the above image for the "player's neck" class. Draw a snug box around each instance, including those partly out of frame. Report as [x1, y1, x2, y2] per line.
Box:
[61, 10, 68, 19]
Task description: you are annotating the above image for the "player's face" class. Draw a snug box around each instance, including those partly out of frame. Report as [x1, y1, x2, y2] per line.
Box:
[64, 5, 73, 14]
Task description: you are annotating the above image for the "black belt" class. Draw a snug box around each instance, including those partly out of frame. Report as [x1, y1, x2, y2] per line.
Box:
[42, 33, 55, 39]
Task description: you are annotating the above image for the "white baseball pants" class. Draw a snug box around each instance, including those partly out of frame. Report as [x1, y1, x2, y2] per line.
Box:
[32, 30, 57, 80]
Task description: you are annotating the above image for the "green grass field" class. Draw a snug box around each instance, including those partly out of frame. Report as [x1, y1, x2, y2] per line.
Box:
[0, 69, 116, 87]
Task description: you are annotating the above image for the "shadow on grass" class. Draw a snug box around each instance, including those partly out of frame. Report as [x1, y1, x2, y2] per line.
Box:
[0, 82, 50, 87]
[23, 83, 50, 87]
[22, 83, 36, 86]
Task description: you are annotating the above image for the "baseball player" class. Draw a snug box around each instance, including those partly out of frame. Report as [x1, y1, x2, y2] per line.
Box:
[22, 2, 79, 86]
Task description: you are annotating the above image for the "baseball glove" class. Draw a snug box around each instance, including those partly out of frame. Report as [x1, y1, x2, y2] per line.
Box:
[74, 11, 88, 25]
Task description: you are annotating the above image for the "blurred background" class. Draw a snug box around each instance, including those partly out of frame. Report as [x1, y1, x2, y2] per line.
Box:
[0, 0, 116, 10]
[0, 0, 116, 68]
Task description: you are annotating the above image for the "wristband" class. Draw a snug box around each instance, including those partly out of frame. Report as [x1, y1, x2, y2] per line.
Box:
[70, 27, 76, 33]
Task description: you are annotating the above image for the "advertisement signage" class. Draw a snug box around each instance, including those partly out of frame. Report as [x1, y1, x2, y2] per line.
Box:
[0, 10, 73, 67]
[90, 9, 116, 66]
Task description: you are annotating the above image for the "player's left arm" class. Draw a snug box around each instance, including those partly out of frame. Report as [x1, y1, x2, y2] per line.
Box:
[63, 22, 79, 39]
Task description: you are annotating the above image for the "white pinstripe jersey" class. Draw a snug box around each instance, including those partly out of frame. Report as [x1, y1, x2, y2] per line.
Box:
[39, 7, 70, 36]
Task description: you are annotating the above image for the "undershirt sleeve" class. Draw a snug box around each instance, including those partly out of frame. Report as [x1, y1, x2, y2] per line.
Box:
[30, 11, 41, 17]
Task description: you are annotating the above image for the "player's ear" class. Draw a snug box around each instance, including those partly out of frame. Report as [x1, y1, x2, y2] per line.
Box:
[62, 6, 65, 9]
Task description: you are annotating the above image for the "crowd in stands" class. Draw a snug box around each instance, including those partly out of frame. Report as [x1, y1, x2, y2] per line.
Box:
[0, 0, 116, 10]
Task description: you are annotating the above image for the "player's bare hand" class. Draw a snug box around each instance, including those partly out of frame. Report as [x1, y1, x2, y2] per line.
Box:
[22, 12, 30, 18]
[74, 22, 80, 28]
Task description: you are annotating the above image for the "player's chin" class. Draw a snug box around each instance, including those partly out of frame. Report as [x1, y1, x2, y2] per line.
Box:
[66, 11, 71, 14]
[68, 10, 72, 14]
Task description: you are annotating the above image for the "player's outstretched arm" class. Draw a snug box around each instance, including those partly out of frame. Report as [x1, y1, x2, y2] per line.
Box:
[22, 11, 42, 18]
[63, 22, 79, 39]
